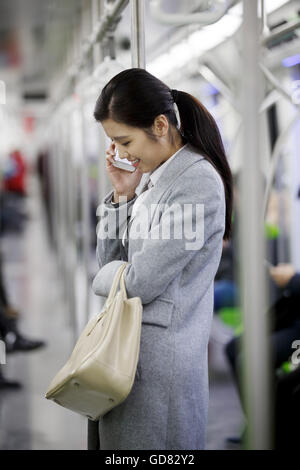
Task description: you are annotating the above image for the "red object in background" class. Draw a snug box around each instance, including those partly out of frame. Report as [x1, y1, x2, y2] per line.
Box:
[23, 115, 35, 133]
[3, 150, 27, 195]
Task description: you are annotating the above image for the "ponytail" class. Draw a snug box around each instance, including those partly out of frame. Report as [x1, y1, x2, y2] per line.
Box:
[175, 91, 233, 240]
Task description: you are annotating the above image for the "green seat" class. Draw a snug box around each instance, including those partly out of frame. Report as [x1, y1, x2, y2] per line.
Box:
[216, 221, 279, 337]
[219, 306, 243, 336]
[276, 360, 299, 378]
[219, 305, 295, 377]
[264, 222, 280, 240]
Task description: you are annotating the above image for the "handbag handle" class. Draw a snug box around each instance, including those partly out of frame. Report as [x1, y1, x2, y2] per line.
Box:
[106, 262, 128, 307]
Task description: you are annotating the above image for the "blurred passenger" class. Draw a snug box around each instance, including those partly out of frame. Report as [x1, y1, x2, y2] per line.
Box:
[3, 149, 27, 197]
[36, 150, 53, 245]
[269, 263, 299, 291]
[274, 361, 300, 448]
[0, 251, 46, 390]
[214, 175, 278, 314]
[0, 365, 22, 390]
[0, 255, 22, 389]
[271, 264, 300, 448]
[214, 173, 240, 313]
[0, 157, 29, 235]
[224, 263, 300, 446]
[214, 227, 238, 312]
[0, 189, 28, 235]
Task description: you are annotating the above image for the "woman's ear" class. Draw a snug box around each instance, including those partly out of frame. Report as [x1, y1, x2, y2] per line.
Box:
[152, 114, 169, 137]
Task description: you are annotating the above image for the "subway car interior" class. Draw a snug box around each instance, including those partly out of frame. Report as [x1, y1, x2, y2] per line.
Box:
[0, 0, 299, 451]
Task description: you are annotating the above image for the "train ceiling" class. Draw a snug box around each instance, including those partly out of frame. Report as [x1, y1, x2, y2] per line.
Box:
[0, 0, 299, 106]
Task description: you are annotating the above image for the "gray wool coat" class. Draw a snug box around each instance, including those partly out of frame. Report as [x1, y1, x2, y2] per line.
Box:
[91, 143, 226, 450]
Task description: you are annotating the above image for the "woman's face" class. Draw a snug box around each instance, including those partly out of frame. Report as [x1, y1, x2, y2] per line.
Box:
[101, 117, 177, 174]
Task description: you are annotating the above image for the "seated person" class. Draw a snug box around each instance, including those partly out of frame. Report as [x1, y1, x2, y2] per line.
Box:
[224, 263, 300, 446]
[274, 360, 300, 448]
[214, 238, 238, 312]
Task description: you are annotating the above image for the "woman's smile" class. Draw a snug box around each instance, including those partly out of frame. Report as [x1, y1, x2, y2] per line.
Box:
[132, 159, 140, 168]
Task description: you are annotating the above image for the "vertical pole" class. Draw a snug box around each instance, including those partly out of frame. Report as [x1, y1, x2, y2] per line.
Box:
[49, 135, 59, 253]
[66, 111, 77, 341]
[52, 123, 64, 278]
[261, 0, 269, 36]
[240, 0, 272, 449]
[58, 116, 71, 322]
[80, 104, 92, 324]
[92, 0, 102, 66]
[130, 0, 145, 68]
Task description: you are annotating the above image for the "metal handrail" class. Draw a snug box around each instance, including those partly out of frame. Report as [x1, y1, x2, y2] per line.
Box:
[149, 0, 231, 26]
[50, 0, 129, 115]
[260, 62, 299, 106]
[72, 0, 129, 79]
[263, 112, 300, 219]
[259, 60, 300, 221]
[198, 63, 240, 111]
[261, 18, 300, 47]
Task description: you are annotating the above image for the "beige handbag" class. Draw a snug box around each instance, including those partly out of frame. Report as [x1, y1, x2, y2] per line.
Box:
[45, 262, 142, 421]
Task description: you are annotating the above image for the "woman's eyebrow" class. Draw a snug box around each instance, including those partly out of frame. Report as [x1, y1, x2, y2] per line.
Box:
[112, 135, 130, 142]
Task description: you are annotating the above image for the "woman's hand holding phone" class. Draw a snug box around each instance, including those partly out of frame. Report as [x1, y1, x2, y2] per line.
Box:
[106, 143, 143, 203]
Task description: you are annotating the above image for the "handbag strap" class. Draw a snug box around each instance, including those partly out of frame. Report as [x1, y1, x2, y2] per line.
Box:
[106, 262, 128, 307]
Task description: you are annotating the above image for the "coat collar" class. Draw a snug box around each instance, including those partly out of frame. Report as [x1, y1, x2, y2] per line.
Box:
[139, 143, 205, 209]
[128, 144, 206, 241]
[148, 143, 189, 187]
[127, 144, 205, 258]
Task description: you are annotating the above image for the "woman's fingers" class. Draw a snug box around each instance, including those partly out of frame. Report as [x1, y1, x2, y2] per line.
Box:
[106, 144, 116, 164]
[106, 143, 116, 155]
[106, 155, 115, 167]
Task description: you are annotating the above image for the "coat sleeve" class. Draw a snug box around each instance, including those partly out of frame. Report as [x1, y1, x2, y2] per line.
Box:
[95, 189, 138, 266]
[92, 164, 225, 305]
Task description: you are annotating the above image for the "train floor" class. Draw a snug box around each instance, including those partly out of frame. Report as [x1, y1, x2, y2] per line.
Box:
[0, 173, 244, 450]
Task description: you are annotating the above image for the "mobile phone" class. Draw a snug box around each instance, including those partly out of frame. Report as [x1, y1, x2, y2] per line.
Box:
[112, 148, 136, 173]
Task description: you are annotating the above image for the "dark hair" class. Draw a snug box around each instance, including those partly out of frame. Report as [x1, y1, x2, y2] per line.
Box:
[94, 68, 233, 240]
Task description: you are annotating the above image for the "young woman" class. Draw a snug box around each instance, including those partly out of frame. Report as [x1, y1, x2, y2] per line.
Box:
[91, 68, 232, 450]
